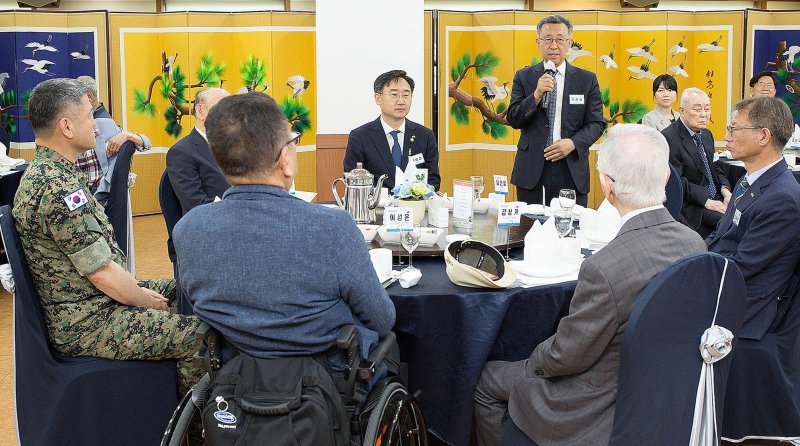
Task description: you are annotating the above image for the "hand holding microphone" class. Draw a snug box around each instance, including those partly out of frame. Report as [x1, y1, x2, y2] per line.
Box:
[540, 60, 557, 109]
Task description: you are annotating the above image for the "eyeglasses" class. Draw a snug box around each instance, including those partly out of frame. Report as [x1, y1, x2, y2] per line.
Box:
[754, 82, 775, 89]
[596, 164, 615, 182]
[381, 92, 412, 102]
[726, 125, 762, 134]
[275, 132, 301, 162]
[538, 37, 570, 47]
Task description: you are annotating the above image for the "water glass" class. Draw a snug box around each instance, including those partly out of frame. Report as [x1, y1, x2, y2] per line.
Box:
[401, 224, 422, 272]
[559, 189, 576, 213]
[470, 176, 485, 200]
[553, 209, 573, 239]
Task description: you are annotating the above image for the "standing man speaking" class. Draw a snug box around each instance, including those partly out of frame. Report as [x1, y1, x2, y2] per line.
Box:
[507, 14, 604, 206]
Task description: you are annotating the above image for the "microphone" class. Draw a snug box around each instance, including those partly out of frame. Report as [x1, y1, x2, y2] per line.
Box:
[542, 60, 557, 109]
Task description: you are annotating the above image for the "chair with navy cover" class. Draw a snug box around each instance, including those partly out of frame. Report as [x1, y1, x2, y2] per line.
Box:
[665, 163, 683, 221]
[159, 170, 194, 315]
[0, 205, 179, 446]
[101, 140, 136, 259]
[721, 261, 800, 442]
[609, 252, 746, 445]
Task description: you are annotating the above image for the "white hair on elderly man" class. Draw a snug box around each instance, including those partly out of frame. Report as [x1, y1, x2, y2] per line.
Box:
[597, 123, 670, 208]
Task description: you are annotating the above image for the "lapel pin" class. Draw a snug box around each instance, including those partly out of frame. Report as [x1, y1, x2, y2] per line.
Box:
[410, 135, 416, 143]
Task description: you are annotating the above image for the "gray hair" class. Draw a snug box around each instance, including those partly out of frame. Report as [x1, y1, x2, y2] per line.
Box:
[28, 78, 90, 135]
[733, 96, 794, 151]
[537, 14, 573, 36]
[75, 75, 98, 98]
[597, 124, 669, 208]
[680, 87, 708, 109]
[193, 87, 227, 114]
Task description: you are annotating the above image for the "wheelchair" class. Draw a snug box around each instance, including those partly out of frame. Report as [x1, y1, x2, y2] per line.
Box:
[161, 323, 427, 446]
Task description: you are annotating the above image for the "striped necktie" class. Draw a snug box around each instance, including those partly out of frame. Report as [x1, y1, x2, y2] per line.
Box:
[546, 73, 558, 147]
[692, 132, 717, 198]
[732, 177, 750, 205]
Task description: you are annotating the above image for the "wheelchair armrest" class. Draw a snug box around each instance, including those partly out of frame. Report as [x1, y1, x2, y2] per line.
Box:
[336, 325, 359, 381]
[357, 332, 396, 381]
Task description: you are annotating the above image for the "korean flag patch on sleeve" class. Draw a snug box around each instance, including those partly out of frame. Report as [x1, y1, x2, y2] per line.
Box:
[63, 188, 89, 212]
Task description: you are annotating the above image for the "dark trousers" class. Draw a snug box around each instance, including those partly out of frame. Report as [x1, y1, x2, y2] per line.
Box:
[516, 160, 587, 207]
[503, 420, 539, 446]
[697, 207, 724, 238]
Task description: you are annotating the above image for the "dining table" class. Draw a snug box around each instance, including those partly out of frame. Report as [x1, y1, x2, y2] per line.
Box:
[379, 208, 580, 445]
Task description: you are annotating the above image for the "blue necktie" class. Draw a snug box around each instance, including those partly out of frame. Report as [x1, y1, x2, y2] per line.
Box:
[732, 177, 750, 204]
[692, 132, 717, 198]
[390, 130, 402, 167]
[546, 73, 558, 147]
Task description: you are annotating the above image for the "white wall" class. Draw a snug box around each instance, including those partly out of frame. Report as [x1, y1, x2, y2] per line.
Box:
[316, 0, 425, 135]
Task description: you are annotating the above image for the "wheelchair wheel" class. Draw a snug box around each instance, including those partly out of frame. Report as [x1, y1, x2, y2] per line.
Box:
[362, 381, 427, 446]
[162, 389, 203, 446]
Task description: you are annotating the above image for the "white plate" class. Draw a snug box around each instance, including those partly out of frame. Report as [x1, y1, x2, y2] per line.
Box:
[510, 259, 581, 278]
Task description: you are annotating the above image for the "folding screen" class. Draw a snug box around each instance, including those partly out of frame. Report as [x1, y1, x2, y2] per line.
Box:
[747, 10, 800, 125]
[109, 12, 316, 213]
[0, 11, 107, 158]
[438, 10, 743, 201]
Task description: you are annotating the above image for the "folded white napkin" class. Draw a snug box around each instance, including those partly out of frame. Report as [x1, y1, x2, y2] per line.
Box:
[0, 149, 25, 167]
[520, 203, 545, 215]
[291, 190, 317, 202]
[518, 217, 582, 278]
[523, 219, 558, 265]
[396, 268, 422, 288]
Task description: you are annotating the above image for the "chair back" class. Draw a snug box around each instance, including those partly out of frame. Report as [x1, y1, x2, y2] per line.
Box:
[1, 205, 180, 445]
[103, 141, 135, 257]
[159, 170, 182, 263]
[665, 163, 683, 221]
[609, 252, 746, 445]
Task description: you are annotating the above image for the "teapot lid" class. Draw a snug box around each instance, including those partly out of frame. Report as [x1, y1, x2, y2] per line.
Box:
[345, 162, 374, 185]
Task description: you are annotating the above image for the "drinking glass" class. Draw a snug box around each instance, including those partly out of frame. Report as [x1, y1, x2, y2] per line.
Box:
[470, 176, 485, 200]
[553, 209, 573, 239]
[559, 189, 577, 213]
[400, 224, 422, 272]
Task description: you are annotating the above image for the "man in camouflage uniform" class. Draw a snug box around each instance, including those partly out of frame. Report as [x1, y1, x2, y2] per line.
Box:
[12, 78, 201, 395]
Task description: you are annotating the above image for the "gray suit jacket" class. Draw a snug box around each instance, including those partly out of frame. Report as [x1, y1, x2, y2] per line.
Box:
[508, 208, 706, 445]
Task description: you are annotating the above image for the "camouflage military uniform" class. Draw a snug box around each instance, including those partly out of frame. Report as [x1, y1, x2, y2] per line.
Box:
[13, 145, 201, 394]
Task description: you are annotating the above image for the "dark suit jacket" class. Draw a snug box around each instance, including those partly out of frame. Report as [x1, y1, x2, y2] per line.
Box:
[166, 127, 230, 215]
[508, 208, 706, 445]
[662, 119, 730, 230]
[706, 160, 800, 340]
[344, 117, 440, 191]
[506, 62, 605, 193]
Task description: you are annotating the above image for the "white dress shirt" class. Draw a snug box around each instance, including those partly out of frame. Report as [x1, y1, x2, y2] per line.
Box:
[380, 118, 406, 156]
[552, 61, 567, 144]
[619, 204, 665, 229]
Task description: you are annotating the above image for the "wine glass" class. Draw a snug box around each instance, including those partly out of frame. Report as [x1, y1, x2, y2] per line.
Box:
[553, 209, 573, 239]
[559, 189, 576, 213]
[400, 224, 422, 272]
[470, 176, 485, 201]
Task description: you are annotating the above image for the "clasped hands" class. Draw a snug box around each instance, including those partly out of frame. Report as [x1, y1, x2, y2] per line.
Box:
[705, 188, 732, 214]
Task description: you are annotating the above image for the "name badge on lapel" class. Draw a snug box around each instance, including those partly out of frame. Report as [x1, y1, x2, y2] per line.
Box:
[410, 153, 425, 166]
[569, 94, 585, 105]
[733, 209, 742, 226]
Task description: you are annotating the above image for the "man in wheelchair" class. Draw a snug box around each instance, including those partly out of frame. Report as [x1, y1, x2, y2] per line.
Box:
[168, 92, 425, 445]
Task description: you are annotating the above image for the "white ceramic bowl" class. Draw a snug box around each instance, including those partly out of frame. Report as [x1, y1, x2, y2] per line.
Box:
[357, 224, 380, 242]
[445, 233, 470, 244]
[473, 198, 490, 214]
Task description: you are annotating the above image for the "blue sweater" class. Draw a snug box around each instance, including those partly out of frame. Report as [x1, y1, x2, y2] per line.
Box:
[173, 184, 396, 358]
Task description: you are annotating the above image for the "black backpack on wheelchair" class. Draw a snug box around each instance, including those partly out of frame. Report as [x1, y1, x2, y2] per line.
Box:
[162, 323, 427, 446]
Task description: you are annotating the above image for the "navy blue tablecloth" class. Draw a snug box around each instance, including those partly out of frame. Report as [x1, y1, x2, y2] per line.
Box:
[388, 252, 576, 446]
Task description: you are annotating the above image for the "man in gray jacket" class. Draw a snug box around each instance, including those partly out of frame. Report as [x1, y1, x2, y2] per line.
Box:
[474, 124, 706, 445]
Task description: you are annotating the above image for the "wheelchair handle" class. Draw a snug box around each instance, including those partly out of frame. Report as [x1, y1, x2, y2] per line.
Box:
[236, 396, 301, 416]
[367, 331, 396, 364]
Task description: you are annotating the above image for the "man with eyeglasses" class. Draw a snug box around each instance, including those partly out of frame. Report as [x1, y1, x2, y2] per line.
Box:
[344, 70, 440, 191]
[662, 87, 731, 237]
[748, 71, 777, 98]
[706, 96, 800, 340]
[166, 87, 231, 215]
[506, 14, 604, 206]
[174, 92, 395, 369]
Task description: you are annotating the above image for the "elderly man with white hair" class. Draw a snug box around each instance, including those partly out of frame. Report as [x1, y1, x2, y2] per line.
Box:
[662, 87, 731, 237]
[473, 124, 706, 446]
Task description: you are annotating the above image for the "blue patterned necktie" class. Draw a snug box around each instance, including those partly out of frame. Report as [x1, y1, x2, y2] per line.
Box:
[732, 177, 750, 204]
[546, 73, 558, 147]
[390, 130, 402, 167]
[692, 132, 717, 198]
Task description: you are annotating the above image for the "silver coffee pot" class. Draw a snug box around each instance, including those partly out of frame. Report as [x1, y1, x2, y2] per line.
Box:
[332, 163, 387, 224]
